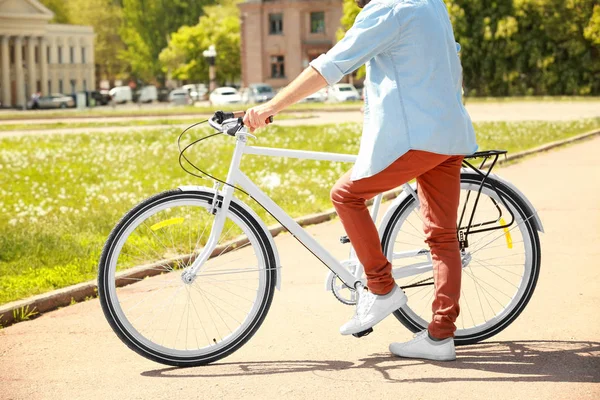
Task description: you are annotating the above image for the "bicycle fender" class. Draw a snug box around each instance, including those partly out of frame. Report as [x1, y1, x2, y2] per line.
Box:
[461, 170, 544, 233]
[179, 185, 282, 290]
[376, 172, 544, 236]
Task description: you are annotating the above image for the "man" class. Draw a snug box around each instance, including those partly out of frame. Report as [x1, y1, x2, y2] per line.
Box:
[243, 0, 477, 361]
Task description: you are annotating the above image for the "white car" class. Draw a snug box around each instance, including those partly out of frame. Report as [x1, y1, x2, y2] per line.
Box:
[301, 88, 328, 103]
[328, 83, 360, 102]
[209, 87, 242, 106]
[168, 89, 191, 105]
[109, 86, 133, 104]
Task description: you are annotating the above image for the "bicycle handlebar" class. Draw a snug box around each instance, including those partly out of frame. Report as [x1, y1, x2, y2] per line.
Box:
[209, 110, 273, 137]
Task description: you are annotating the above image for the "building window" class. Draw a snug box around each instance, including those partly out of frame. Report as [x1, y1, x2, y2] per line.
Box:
[48, 80, 51, 95]
[270, 55, 285, 78]
[269, 13, 283, 35]
[47, 46, 50, 64]
[83, 79, 87, 91]
[35, 46, 39, 64]
[310, 12, 325, 34]
[81, 47, 86, 64]
[59, 79, 63, 93]
[58, 47, 63, 64]
[70, 47, 74, 64]
[70, 79, 76, 93]
[10, 45, 14, 64]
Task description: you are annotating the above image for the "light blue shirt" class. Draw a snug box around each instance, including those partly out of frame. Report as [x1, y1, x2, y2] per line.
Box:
[310, 0, 478, 180]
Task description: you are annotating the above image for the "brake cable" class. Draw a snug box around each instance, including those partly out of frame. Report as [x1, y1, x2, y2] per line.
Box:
[177, 119, 250, 196]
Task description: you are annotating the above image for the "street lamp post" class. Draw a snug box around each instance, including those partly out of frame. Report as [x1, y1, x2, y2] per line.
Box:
[203, 45, 217, 93]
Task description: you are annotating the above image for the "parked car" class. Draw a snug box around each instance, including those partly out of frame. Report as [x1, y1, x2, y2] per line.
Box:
[196, 84, 208, 101]
[87, 90, 111, 106]
[181, 84, 208, 102]
[109, 86, 133, 104]
[243, 83, 275, 104]
[168, 88, 191, 105]
[328, 83, 360, 102]
[157, 87, 171, 102]
[28, 93, 74, 109]
[209, 87, 242, 106]
[136, 85, 158, 103]
[301, 88, 328, 103]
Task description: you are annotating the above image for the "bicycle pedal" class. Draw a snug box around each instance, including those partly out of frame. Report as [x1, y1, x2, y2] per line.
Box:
[352, 327, 373, 338]
[340, 235, 350, 244]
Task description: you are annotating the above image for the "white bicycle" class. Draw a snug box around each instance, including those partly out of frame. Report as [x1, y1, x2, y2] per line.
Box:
[98, 111, 543, 367]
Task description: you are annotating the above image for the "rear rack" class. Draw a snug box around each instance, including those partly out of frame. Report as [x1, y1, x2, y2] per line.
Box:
[457, 149, 514, 250]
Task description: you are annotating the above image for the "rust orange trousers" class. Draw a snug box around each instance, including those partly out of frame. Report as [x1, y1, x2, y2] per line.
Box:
[330, 150, 464, 339]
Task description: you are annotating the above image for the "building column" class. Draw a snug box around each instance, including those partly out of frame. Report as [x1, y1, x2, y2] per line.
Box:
[39, 37, 48, 95]
[14, 36, 25, 107]
[87, 40, 95, 90]
[26, 36, 36, 96]
[1, 36, 11, 107]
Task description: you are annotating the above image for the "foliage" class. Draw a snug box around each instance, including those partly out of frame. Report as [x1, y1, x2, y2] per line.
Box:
[40, 0, 127, 81]
[338, 0, 365, 79]
[119, 0, 216, 82]
[12, 305, 38, 322]
[159, 0, 242, 84]
[1, 118, 599, 304]
[338, 0, 600, 95]
[39, 0, 70, 23]
[446, 0, 599, 96]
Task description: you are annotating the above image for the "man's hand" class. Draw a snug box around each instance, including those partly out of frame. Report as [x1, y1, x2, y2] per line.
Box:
[242, 66, 328, 133]
[243, 103, 275, 133]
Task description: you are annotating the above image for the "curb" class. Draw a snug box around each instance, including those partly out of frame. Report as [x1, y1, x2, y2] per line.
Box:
[1, 128, 598, 328]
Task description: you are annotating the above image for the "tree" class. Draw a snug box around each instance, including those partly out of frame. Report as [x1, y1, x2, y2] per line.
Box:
[120, 0, 216, 82]
[338, 0, 364, 79]
[68, 0, 127, 82]
[159, 0, 241, 85]
[39, 0, 71, 23]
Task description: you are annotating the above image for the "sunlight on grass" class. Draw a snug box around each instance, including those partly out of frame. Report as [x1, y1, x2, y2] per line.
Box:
[0, 118, 598, 304]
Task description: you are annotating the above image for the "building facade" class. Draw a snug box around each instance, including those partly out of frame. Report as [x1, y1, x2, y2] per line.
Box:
[0, 0, 95, 108]
[238, 0, 343, 88]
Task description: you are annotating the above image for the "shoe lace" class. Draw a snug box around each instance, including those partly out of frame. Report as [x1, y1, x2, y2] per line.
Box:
[356, 289, 376, 318]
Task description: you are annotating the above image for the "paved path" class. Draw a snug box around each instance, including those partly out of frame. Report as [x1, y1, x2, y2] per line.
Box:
[1, 137, 599, 399]
[2, 101, 600, 138]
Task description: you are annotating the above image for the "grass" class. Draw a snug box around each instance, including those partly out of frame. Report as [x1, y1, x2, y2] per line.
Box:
[0, 114, 315, 132]
[0, 118, 599, 305]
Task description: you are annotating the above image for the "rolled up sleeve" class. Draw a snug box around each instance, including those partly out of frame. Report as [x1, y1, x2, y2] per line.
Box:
[309, 3, 399, 86]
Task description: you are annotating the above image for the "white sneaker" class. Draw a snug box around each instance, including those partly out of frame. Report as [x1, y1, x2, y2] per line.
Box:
[389, 330, 456, 361]
[340, 285, 407, 336]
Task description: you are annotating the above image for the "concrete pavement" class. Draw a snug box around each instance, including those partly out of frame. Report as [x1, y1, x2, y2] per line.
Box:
[1, 137, 599, 400]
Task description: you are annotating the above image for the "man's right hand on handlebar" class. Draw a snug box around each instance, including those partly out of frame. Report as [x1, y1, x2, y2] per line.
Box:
[243, 104, 276, 133]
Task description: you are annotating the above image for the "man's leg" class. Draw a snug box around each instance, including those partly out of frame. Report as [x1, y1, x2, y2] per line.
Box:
[389, 155, 463, 360]
[416, 156, 464, 339]
[330, 151, 449, 295]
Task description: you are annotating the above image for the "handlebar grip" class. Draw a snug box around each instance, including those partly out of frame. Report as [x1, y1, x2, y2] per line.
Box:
[232, 111, 272, 124]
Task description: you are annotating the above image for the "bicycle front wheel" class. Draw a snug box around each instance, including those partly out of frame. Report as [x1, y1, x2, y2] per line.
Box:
[381, 173, 541, 345]
[98, 189, 277, 366]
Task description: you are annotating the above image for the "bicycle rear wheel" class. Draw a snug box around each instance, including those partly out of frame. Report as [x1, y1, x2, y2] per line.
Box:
[98, 189, 277, 366]
[381, 173, 541, 345]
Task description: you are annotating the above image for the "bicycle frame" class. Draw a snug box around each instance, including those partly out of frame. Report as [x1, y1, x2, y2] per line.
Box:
[183, 132, 422, 290]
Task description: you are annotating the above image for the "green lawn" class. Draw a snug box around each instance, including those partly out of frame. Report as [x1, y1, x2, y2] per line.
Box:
[0, 118, 598, 305]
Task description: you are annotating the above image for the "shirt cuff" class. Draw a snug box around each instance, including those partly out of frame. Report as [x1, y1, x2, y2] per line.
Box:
[309, 53, 344, 86]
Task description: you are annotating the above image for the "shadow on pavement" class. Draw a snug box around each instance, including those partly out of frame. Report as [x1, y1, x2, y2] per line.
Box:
[141, 340, 600, 383]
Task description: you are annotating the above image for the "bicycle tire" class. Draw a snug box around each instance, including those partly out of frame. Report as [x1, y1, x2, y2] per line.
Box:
[98, 189, 277, 366]
[381, 173, 541, 345]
